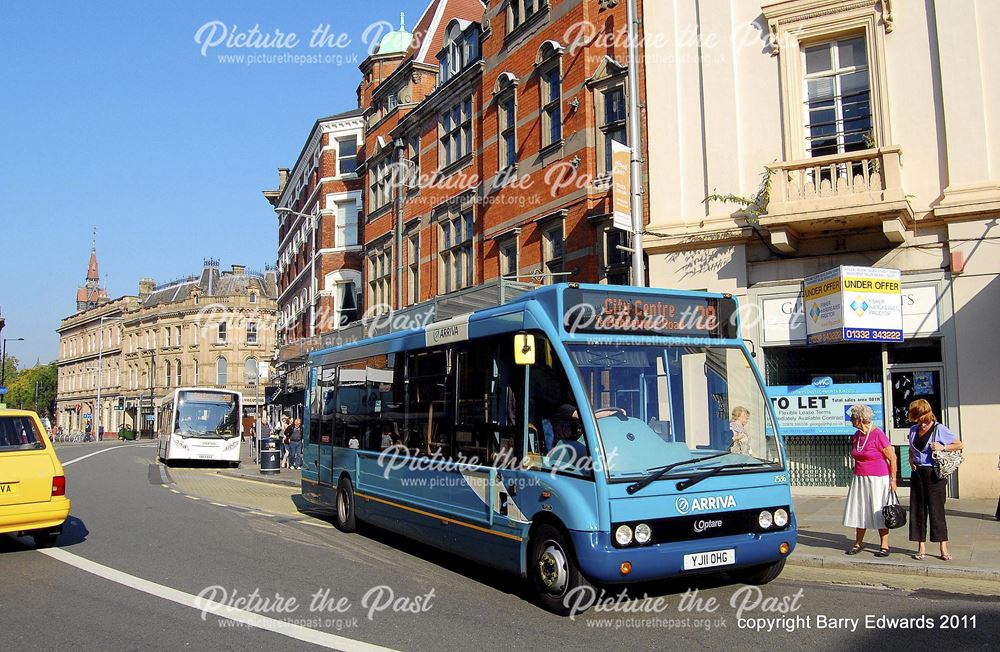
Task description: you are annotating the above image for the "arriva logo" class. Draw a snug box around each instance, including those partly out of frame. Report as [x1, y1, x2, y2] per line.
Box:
[676, 495, 737, 514]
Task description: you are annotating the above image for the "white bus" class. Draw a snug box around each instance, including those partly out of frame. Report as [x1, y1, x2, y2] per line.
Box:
[156, 388, 242, 466]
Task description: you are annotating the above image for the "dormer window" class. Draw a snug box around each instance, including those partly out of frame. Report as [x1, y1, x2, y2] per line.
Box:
[438, 20, 480, 85]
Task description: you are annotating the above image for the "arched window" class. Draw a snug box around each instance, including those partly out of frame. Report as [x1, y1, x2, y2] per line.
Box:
[193, 361, 199, 386]
[175, 359, 182, 387]
[216, 357, 228, 386]
[164, 360, 171, 387]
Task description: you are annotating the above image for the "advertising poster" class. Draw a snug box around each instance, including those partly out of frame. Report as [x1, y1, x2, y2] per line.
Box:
[767, 379, 885, 435]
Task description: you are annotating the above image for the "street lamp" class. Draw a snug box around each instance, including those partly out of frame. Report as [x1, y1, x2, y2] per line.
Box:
[1, 337, 25, 391]
[94, 315, 124, 443]
[275, 207, 320, 338]
[137, 346, 156, 439]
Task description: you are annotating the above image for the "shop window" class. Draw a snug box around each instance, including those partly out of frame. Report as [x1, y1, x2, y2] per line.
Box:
[764, 343, 882, 386]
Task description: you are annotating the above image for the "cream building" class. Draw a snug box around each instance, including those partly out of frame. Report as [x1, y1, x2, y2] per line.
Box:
[57, 258, 278, 437]
[56, 295, 135, 434]
[642, 0, 999, 497]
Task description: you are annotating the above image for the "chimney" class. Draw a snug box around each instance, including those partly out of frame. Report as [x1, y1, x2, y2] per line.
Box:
[138, 278, 156, 297]
[278, 168, 290, 193]
[231, 264, 246, 275]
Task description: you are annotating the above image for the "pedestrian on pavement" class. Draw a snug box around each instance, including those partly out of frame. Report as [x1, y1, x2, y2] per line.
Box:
[288, 418, 304, 469]
[907, 399, 963, 561]
[843, 403, 897, 557]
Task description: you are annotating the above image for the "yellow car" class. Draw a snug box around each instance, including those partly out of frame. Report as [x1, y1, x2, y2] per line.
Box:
[0, 410, 70, 546]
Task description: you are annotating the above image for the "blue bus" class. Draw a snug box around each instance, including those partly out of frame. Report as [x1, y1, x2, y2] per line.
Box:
[302, 284, 795, 614]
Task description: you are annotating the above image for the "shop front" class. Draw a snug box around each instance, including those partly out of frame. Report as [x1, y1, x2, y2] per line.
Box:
[750, 271, 961, 494]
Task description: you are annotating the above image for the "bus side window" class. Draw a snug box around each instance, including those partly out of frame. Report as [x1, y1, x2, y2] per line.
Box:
[406, 349, 449, 457]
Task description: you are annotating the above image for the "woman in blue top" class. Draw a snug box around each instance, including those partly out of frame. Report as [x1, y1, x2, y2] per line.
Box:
[907, 399, 963, 560]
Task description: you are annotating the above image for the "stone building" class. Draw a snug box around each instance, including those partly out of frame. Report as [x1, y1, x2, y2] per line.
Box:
[56, 256, 278, 438]
[120, 260, 278, 434]
[55, 246, 134, 434]
[641, 0, 1000, 498]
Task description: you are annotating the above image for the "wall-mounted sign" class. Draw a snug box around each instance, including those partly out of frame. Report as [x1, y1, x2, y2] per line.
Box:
[804, 266, 903, 344]
[767, 381, 885, 436]
[611, 140, 632, 232]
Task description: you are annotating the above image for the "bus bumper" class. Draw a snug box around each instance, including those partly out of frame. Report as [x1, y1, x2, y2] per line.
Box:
[569, 516, 797, 584]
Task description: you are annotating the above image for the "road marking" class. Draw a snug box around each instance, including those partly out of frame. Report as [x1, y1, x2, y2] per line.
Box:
[210, 502, 228, 507]
[248, 511, 273, 517]
[299, 520, 335, 529]
[185, 495, 201, 501]
[62, 443, 155, 467]
[37, 547, 398, 652]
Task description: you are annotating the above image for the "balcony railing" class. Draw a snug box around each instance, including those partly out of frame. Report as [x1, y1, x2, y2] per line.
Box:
[761, 147, 912, 247]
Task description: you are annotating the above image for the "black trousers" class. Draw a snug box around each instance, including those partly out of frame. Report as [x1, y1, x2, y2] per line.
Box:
[909, 465, 948, 543]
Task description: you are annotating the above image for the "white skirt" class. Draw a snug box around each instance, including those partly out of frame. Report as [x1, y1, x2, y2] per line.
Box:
[843, 474, 891, 530]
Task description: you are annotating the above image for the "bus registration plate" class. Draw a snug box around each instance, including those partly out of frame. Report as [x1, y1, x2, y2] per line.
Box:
[683, 548, 734, 571]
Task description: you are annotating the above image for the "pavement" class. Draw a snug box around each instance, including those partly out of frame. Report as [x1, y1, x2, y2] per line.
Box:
[214, 443, 302, 488]
[789, 489, 1000, 581]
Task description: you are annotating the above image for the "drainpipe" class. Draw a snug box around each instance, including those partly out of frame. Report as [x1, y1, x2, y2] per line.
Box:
[626, 0, 646, 287]
[394, 137, 406, 310]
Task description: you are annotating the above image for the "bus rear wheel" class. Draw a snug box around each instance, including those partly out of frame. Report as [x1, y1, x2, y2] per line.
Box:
[529, 524, 592, 616]
[735, 558, 786, 585]
[335, 476, 357, 533]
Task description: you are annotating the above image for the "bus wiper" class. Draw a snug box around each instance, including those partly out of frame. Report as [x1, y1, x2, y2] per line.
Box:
[626, 451, 731, 495]
[676, 462, 773, 492]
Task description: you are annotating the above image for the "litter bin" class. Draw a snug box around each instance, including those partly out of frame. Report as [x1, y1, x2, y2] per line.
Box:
[260, 447, 280, 474]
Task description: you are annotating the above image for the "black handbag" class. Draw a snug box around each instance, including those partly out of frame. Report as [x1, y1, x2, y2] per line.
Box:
[882, 490, 906, 529]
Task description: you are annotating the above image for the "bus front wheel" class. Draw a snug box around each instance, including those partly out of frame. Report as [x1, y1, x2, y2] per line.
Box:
[335, 477, 357, 533]
[735, 558, 786, 585]
[528, 524, 592, 616]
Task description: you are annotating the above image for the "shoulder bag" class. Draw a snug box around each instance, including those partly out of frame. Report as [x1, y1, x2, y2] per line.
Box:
[930, 424, 964, 480]
[882, 490, 907, 529]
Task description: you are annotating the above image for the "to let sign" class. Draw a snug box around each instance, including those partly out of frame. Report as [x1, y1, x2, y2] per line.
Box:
[803, 265, 903, 344]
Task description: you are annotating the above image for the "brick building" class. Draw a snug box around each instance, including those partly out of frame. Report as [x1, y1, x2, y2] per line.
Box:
[360, 0, 644, 312]
[265, 0, 649, 396]
[264, 109, 365, 411]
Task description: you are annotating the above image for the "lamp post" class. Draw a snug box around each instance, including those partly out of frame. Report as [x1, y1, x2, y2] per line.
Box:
[275, 207, 320, 338]
[1, 336, 25, 392]
[94, 315, 124, 443]
[137, 346, 156, 439]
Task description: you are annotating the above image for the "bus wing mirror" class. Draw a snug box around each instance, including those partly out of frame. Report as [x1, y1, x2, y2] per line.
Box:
[514, 334, 536, 366]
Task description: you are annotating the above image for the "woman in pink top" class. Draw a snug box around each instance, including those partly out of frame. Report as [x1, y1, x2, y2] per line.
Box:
[842, 403, 898, 557]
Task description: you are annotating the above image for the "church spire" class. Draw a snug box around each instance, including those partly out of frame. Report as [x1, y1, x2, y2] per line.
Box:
[76, 227, 109, 312]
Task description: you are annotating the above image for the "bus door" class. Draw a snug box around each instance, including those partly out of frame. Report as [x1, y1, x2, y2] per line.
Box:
[445, 340, 529, 548]
[316, 365, 337, 486]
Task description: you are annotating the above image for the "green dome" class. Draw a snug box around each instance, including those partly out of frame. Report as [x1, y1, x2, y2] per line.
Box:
[377, 12, 413, 55]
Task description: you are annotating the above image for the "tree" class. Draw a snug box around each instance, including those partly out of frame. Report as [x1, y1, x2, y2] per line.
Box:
[7, 363, 58, 417]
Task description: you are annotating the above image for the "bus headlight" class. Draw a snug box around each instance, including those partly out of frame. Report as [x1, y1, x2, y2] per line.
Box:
[773, 508, 789, 528]
[225, 440, 239, 451]
[758, 510, 773, 529]
[173, 438, 189, 450]
[634, 523, 652, 544]
[615, 525, 634, 546]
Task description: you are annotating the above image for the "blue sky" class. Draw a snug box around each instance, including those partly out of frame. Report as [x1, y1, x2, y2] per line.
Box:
[0, 0, 428, 366]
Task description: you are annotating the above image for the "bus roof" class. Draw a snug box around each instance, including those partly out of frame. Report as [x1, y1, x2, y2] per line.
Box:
[308, 283, 740, 362]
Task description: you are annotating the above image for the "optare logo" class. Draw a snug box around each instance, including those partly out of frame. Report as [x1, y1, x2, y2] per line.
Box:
[676, 495, 737, 514]
[693, 518, 723, 533]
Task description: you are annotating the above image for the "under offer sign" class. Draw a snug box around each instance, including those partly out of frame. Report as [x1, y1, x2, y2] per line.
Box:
[803, 265, 903, 344]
